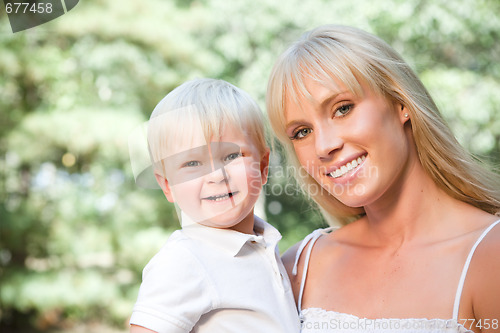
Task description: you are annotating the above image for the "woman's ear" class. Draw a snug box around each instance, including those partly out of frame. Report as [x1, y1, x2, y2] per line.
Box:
[260, 148, 271, 185]
[154, 173, 175, 203]
[400, 104, 410, 124]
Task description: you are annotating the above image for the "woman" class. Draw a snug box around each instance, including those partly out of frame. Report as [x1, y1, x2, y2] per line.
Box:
[267, 25, 500, 332]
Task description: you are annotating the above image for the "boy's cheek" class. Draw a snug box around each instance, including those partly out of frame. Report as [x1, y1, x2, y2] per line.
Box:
[225, 161, 250, 178]
[166, 166, 215, 186]
[242, 159, 265, 175]
[248, 178, 264, 194]
[228, 163, 262, 190]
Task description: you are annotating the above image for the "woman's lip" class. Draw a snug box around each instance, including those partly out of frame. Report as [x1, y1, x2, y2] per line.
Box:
[325, 154, 367, 182]
[324, 153, 368, 175]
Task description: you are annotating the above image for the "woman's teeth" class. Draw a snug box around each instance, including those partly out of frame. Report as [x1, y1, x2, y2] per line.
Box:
[329, 155, 366, 179]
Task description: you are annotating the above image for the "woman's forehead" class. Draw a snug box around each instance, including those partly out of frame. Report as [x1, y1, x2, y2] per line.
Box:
[284, 73, 362, 110]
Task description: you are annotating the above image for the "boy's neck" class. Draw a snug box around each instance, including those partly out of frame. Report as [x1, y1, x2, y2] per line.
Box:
[227, 210, 256, 235]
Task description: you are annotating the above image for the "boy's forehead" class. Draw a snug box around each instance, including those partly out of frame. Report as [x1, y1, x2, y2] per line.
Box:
[162, 121, 251, 158]
[150, 105, 207, 157]
[168, 141, 241, 161]
[166, 129, 207, 156]
[164, 125, 249, 158]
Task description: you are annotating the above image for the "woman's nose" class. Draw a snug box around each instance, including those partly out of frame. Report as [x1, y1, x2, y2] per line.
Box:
[314, 124, 344, 159]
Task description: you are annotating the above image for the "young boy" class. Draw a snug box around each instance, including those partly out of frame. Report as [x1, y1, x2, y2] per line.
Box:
[129, 79, 300, 333]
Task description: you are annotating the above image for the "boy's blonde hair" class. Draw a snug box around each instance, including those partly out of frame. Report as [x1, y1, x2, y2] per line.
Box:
[266, 24, 500, 225]
[148, 78, 267, 178]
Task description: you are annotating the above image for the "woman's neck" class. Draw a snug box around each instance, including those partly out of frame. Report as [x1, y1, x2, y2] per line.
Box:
[362, 160, 459, 248]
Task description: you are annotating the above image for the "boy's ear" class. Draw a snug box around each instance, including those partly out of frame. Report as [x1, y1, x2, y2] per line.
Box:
[260, 148, 271, 185]
[154, 173, 175, 203]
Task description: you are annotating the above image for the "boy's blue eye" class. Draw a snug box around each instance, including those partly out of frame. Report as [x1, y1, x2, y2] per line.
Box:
[182, 160, 201, 167]
[224, 152, 242, 162]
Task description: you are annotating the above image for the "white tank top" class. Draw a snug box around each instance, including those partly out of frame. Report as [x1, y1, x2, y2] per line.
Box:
[293, 219, 500, 333]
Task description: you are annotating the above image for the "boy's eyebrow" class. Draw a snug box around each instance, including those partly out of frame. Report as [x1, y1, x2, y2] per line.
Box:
[168, 147, 204, 159]
[207, 144, 215, 170]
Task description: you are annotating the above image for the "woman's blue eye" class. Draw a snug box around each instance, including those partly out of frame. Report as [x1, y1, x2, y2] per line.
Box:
[182, 160, 201, 167]
[224, 152, 242, 162]
[291, 128, 312, 140]
[334, 104, 353, 117]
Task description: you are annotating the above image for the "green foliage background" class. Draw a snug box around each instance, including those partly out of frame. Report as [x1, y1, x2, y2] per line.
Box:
[0, 0, 499, 331]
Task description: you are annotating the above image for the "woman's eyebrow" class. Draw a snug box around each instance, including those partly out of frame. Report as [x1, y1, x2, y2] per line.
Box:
[284, 90, 352, 130]
[319, 90, 350, 109]
[284, 119, 307, 131]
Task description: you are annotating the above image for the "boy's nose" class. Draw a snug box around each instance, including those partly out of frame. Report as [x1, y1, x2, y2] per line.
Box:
[206, 167, 228, 183]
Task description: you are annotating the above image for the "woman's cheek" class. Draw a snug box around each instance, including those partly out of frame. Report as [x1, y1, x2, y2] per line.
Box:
[299, 150, 320, 179]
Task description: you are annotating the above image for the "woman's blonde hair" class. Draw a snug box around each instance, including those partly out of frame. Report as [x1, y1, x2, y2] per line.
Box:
[148, 78, 267, 177]
[266, 25, 500, 225]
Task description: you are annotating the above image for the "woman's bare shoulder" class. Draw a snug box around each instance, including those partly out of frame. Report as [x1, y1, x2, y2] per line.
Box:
[468, 215, 500, 271]
[281, 229, 335, 301]
[282, 241, 306, 304]
[281, 226, 342, 275]
[466, 216, 500, 324]
[282, 242, 302, 278]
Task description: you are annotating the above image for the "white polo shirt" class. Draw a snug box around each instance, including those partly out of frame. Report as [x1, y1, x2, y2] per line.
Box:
[130, 215, 300, 333]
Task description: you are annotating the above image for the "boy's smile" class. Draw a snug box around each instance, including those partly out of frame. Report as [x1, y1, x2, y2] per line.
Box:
[201, 190, 239, 202]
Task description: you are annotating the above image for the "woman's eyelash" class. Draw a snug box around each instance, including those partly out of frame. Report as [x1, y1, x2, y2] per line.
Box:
[290, 128, 312, 140]
[288, 103, 353, 140]
[334, 103, 354, 117]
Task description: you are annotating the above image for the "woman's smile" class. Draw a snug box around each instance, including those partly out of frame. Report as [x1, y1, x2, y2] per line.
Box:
[327, 154, 367, 179]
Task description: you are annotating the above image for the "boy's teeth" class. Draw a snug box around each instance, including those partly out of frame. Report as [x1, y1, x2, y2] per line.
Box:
[329, 155, 366, 179]
[208, 193, 232, 201]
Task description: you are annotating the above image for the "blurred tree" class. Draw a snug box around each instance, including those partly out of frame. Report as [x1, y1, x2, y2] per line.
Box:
[0, 0, 498, 331]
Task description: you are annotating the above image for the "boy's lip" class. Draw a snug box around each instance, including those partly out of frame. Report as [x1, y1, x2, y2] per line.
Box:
[201, 191, 240, 201]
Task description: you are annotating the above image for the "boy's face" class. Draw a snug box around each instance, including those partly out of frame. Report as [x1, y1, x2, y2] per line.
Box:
[156, 125, 269, 233]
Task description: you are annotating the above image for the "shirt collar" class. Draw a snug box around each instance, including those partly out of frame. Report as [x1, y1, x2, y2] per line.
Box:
[180, 213, 282, 257]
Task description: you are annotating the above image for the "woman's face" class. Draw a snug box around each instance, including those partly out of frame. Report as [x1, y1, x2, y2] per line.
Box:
[284, 77, 411, 208]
